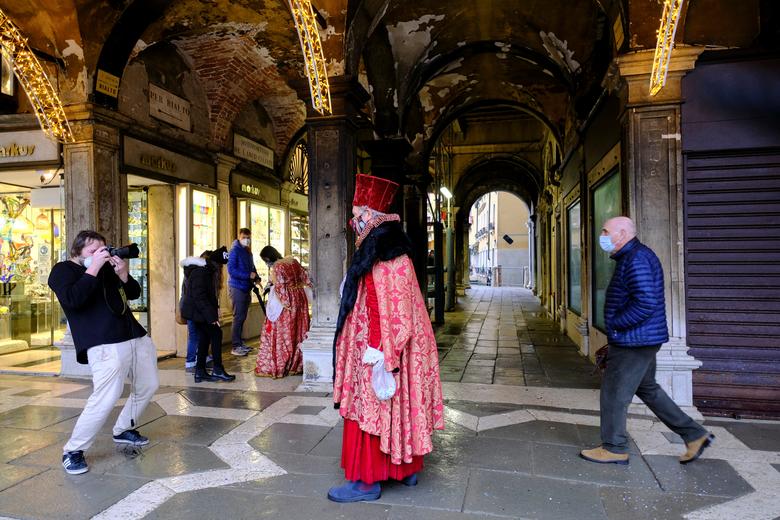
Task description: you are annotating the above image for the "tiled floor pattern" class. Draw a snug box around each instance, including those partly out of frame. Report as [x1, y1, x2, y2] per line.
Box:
[0, 288, 777, 519]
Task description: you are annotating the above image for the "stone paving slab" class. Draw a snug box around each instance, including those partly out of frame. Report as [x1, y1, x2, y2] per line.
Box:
[703, 420, 780, 452]
[138, 415, 242, 446]
[643, 456, 754, 497]
[143, 488, 392, 520]
[0, 405, 82, 430]
[373, 464, 469, 511]
[105, 441, 230, 480]
[463, 468, 607, 519]
[250, 423, 331, 455]
[531, 443, 657, 489]
[43, 402, 167, 434]
[179, 388, 285, 411]
[0, 463, 46, 493]
[0, 428, 65, 463]
[0, 468, 149, 520]
[264, 452, 343, 476]
[599, 488, 731, 520]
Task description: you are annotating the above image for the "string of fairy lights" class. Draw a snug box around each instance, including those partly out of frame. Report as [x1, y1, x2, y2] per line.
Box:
[0, 7, 74, 143]
[288, 0, 332, 116]
[649, 0, 685, 96]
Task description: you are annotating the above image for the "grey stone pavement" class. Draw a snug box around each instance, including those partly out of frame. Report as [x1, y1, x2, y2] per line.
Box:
[0, 287, 778, 520]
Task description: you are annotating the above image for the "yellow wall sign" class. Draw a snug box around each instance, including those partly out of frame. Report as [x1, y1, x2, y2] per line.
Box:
[96, 69, 120, 98]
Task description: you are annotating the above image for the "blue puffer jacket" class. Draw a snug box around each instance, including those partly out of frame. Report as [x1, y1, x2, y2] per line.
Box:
[227, 240, 257, 292]
[604, 238, 669, 347]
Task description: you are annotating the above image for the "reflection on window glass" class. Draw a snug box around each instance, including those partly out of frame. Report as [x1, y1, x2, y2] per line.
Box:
[592, 170, 621, 331]
[1, 47, 13, 96]
[250, 203, 269, 281]
[192, 190, 217, 256]
[567, 201, 582, 315]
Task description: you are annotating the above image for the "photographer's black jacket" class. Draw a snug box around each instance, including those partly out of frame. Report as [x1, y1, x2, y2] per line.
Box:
[48, 260, 147, 364]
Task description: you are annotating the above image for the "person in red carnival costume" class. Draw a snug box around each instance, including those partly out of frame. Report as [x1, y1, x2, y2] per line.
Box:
[327, 174, 445, 503]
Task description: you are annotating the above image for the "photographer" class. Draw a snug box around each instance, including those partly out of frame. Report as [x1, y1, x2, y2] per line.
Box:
[48, 230, 159, 475]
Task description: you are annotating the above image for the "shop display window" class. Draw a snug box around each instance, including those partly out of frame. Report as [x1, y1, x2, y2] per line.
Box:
[290, 212, 309, 268]
[591, 170, 622, 331]
[192, 189, 218, 256]
[567, 201, 582, 315]
[128, 189, 149, 328]
[0, 191, 65, 372]
[239, 200, 287, 283]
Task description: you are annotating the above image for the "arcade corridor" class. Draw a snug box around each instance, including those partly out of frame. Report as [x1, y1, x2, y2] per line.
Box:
[0, 287, 778, 519]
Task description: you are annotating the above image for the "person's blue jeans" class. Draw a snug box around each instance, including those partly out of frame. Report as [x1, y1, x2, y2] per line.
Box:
[185, 320, 199, 367]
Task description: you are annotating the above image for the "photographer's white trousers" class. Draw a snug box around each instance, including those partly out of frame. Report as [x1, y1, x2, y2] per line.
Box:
[63, 335, 159, 453]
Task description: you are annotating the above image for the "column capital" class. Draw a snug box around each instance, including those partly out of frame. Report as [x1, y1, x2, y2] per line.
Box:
[616, 46, 705, 105]
[295, 75, 370, 122]
[215, 153, 240, 182]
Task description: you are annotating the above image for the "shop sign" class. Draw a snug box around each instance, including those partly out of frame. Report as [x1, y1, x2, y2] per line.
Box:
[149, 83, 191, 131]
[234, 134, 274, 170]
[289, 191, 308, 213]
[96, 69, 120, 98]
[230, 173, 280, 205]
[123, 136, 214, 186]
[0, 130, 59, 166]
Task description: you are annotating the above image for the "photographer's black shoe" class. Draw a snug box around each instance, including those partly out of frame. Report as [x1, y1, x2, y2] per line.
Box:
[211, 366, 236, 382]
[194, 369, 218, 383]
[113, 429, 149, 446]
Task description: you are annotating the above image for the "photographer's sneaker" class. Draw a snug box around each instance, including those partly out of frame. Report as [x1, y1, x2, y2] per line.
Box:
[231, 346, 249, 356]
[62, 450, 88, 475]
[113, 429, 150, 446]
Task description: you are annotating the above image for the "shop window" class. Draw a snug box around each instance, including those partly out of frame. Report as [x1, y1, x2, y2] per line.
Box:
[591, 169, 622, 331]
[128, 189, 149, 329]
[567, 200, 582, 315]
[240, 201, 286, 282]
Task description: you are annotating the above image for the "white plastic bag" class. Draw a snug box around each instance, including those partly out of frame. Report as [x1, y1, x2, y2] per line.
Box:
[362, 346, 396, 401]
[265, 287, 284, 322]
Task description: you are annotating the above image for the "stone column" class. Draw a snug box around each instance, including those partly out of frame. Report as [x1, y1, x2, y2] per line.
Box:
[58, 105, 128, 377]
[618, 47, 705, 416]
[298, 77, 369, 390]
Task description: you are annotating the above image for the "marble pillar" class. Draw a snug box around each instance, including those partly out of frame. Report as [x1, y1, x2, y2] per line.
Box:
[618, 47, 705, 416]
[298, 77, 369, 391]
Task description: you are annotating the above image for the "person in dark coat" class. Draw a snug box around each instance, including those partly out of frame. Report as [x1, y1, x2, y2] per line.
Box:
[581, 216, 713, 465]
[180, 247, 235, 383]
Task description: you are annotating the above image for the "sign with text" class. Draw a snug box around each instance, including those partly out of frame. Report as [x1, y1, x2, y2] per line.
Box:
[289, 191, 308, 213]
[96, 70, 120, 98]
[233, 134, 274, 170]
[149, 84, 191, 131]
[0, 130, 59, 167]
[123, 136, 214, 186]
[230, 172, 280, 205]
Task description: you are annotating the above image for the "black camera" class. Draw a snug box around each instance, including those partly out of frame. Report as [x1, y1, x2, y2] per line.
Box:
[107, 243, 140, 259]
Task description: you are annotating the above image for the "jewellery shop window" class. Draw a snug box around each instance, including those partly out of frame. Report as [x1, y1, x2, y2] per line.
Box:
[0, 190, 66, 373]
[290, 212, 309, 269]
[128, 189, 149, 330]
[238, 200, 286, 282]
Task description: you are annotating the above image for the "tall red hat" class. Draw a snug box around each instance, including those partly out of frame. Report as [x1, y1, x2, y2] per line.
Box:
[352, 174, 399, 213]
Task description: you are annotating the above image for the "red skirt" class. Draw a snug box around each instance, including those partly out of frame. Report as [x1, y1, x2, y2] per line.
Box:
[341, 419, 424, 484]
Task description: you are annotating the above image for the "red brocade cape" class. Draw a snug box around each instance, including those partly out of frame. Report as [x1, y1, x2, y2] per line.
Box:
[333, 253, 445, 465]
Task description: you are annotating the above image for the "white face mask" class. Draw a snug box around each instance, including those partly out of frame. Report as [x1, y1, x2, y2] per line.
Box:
[599, 235, 616, 253]
[240, 238, 251, 247]
[82, 255, 93, 269]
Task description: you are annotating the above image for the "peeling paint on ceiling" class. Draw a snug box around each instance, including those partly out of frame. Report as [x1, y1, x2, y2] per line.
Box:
[539, 31, 580, 75]
[62, 39, 84, 61]
[386, 14, 446, 65]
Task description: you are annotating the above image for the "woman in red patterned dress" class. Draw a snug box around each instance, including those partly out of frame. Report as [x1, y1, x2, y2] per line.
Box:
[327, 174, 445, 503]
[254, 246, 311, 378]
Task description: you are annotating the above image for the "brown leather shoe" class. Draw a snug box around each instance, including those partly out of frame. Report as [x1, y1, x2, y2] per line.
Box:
[579, 446, 629, 465]
[679, 433, 714, 464]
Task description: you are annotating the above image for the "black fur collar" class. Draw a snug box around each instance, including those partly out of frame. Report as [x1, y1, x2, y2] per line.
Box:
[333, 220, 413, 352]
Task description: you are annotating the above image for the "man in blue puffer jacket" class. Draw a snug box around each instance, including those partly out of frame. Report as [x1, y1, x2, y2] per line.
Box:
[227, 228, 258, 356]
[580, 216, 713, 466]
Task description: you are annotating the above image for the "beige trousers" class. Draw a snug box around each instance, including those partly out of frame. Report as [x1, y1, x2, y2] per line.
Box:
[63, 335, 159, 453]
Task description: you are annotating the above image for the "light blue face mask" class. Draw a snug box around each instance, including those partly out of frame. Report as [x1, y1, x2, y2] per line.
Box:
[83, 255, 93, 269]
[599, 235, 615, 253]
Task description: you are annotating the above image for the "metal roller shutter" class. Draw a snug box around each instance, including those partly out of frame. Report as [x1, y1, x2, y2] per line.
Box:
[684, 148, 780, 418]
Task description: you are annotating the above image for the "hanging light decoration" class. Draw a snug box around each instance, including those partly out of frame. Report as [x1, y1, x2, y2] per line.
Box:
[649, 0, 685, 96]
[288, 0, 332, 115]
[0, 8, 74, 142]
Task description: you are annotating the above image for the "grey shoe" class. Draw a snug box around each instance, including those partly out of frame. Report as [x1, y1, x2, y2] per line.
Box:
[231, 347, 248, 357]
